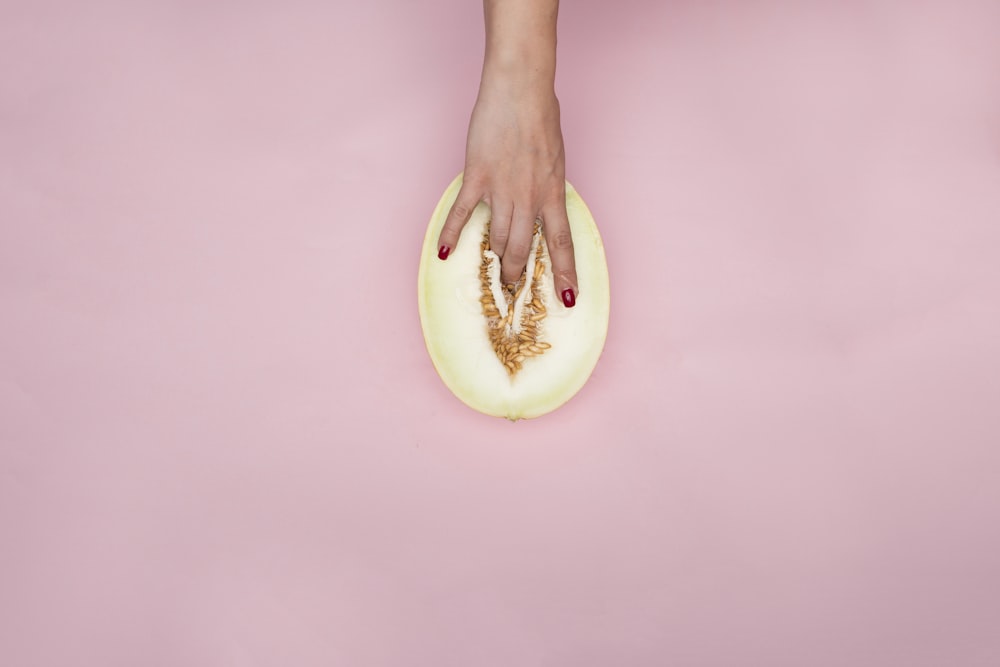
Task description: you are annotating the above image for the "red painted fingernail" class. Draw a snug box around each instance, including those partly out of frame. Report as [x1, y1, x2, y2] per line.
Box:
[438, 245, 451, 260]
[561, 288, 576, 308]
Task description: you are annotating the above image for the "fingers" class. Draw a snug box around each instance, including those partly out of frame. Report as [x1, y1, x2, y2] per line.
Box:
[500, 209, 536, 285]
[541, 201, 579, 308]
[436, 181, 482, 260]
[488, 200, 513, 259]
[437, 178, 578, 308]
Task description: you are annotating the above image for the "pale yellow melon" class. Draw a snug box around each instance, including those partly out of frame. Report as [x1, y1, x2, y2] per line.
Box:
[417, 174, 610, 420]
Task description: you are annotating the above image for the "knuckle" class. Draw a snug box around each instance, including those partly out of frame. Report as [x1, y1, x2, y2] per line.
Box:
[551, 230, 574, 250]
[507, 241, 531, 262]
[462, 171, 486, 189]
[450, 203, 471, 222]
[491, 227, 509, 244]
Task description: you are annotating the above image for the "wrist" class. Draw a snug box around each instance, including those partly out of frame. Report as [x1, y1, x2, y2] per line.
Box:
[482, 56, 555, 95]
[480, 48, 557, 107]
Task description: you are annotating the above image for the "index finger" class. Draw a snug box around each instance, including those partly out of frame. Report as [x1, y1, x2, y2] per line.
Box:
[436, 181, 483, 260]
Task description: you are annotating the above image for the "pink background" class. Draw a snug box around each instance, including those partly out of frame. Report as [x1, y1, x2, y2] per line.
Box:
[3, 1, 1000, 665]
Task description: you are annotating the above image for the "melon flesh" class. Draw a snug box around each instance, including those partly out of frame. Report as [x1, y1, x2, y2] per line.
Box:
[418, 174, 610, 420]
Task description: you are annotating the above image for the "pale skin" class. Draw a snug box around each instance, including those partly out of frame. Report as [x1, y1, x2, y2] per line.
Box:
[436, 0, 578, 308]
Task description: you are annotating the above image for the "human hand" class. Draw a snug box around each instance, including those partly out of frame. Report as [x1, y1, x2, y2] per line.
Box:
[436, 76, 579, 308]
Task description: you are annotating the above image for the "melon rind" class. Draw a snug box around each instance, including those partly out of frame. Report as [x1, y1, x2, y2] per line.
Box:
[417, 173, 610, 420]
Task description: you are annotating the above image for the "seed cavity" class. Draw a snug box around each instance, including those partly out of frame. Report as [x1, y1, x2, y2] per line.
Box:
[479, 221, 550, 376]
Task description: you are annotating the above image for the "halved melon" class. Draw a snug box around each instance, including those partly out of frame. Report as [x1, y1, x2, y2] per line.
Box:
[417, 173, 610, 420]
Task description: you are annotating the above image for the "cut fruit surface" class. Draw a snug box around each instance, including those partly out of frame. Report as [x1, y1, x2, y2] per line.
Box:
[418, 174, 610, 420]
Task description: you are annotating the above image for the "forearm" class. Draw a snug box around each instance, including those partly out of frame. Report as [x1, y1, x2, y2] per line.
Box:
[482, 0, 559, 97]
